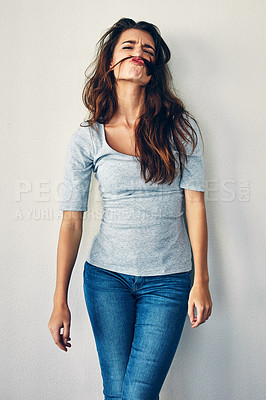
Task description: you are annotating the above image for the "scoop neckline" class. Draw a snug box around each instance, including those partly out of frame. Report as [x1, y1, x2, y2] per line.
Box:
[100, 122, 137, 158]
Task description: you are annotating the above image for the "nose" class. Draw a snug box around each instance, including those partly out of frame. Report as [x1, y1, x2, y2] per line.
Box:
[131, 45, 147, 59]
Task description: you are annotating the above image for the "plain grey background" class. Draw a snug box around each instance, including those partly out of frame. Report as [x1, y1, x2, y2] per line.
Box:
[2, 0, 265, 399]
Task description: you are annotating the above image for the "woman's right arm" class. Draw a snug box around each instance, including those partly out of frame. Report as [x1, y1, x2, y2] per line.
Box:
[48, 210, 84, 352]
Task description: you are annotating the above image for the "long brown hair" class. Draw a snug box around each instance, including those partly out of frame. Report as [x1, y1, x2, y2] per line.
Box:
[81, 17, 204, 185]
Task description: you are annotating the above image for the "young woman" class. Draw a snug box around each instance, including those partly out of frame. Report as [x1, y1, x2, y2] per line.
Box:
[48, 18, 212, 400]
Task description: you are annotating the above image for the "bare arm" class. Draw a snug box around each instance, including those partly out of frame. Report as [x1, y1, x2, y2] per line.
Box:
[184, 190, 209, 284]
[53, 211, 84, 306]
[48, 211, 84, 351]
[183, 189, 212, 328]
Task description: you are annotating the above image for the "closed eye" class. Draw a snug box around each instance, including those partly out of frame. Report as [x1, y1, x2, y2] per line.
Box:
[122, 46, 154, 56]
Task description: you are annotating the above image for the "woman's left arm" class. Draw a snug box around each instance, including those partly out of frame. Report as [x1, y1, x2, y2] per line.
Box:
[184, 189, 213, 328]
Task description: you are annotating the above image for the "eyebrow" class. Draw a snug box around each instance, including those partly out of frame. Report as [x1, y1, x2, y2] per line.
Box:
[121, 40, 155, 53]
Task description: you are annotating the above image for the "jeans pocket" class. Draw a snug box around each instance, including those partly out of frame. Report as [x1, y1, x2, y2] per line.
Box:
[83, 261, 93, 283]
[83, 261, 104, 284]
[173, 270, 192, 290]
[169, 270, 191, 279]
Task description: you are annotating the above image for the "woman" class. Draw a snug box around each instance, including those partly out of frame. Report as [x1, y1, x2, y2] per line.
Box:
[48, 18, 212, 400]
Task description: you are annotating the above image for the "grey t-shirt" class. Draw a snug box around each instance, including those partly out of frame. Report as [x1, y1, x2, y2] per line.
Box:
[58, 117, 205, 276]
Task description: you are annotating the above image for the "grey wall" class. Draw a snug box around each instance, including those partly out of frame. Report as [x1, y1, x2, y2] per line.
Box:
[1, 0, 265, 399]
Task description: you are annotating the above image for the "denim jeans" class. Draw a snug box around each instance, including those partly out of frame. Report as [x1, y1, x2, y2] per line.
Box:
[83, 261, 192, 400]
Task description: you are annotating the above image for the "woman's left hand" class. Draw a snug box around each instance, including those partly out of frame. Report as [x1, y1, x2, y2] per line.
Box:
[188, 281, 212, 328]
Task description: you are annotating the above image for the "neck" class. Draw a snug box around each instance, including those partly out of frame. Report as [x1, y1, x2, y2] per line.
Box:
[112, 81, 146, 128]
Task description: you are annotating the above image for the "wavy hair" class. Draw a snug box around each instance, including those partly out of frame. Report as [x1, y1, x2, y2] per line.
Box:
[81, 17, 204, 185]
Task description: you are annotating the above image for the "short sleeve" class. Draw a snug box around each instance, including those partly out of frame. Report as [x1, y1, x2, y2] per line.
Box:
[58, 127, 94, 211]
[179, 118, 205, 192]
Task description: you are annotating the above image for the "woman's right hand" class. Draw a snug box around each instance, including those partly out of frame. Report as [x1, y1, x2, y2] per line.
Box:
[48, 304, 72, 352]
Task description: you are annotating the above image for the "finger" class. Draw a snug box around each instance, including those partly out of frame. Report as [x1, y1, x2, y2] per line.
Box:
[191, 306, 204, 328]
[62, 334, 71, 347]
[63, 322, 70, 345]
[64, 339, 71, 347]
[60, 333, 71, 350]
[53, 330, 67, 351]
[59, 334, 69, 351]
[206, 306, 212, 320]
[64, 337, 72, 347]
[202, 308, 209, 323]
[188, 301, 195, 323]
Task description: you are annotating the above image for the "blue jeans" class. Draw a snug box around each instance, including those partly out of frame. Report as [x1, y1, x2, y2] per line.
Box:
[83, 261, 192, 400]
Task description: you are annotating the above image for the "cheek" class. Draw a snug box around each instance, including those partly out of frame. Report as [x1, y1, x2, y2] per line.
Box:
[111, 54, 124, 69]
[115, 51, 125, 61]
